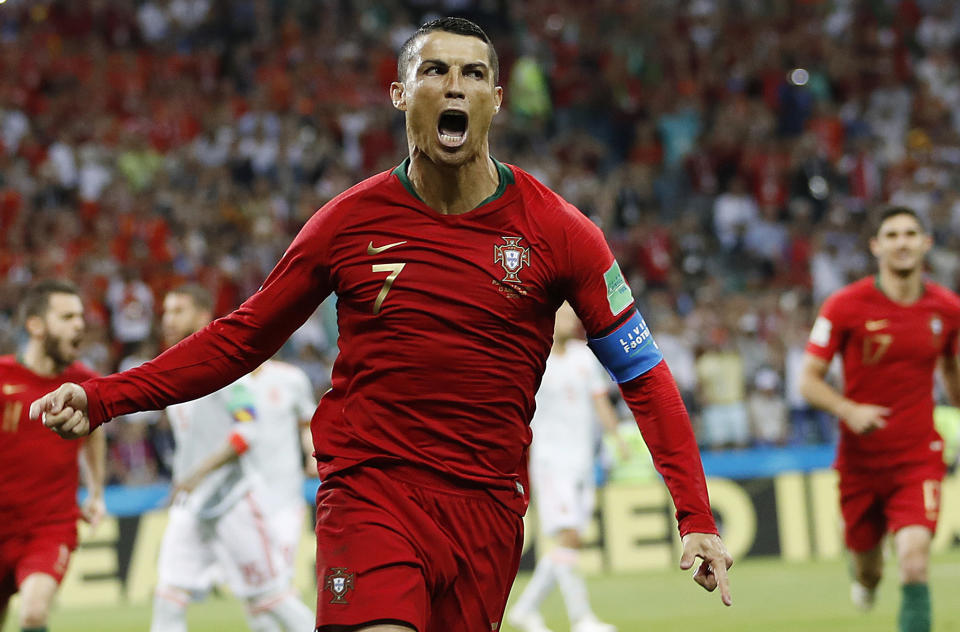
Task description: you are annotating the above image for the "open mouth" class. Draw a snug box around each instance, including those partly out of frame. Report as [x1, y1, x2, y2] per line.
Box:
[437, 110, 468, 149]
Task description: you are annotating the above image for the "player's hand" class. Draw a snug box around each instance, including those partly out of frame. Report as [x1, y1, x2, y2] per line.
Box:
[840, 402, 890, 435]
[30, 382, 91, 439]
[81, 492, 106, 531]
[680, 532, 733, 606]
[172, 471, 204, 497]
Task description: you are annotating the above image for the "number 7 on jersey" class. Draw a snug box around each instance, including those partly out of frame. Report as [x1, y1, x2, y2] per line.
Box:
[372, 263, 405, 314]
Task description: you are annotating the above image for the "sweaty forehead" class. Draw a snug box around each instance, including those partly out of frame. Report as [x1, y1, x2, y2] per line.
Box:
[410, 31, 490, 69]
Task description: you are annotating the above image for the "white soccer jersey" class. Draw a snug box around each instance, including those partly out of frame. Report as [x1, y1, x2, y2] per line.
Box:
[166, 381, 259, 518]
[529, 340, 608, 474]
[239, 361, 316, 512]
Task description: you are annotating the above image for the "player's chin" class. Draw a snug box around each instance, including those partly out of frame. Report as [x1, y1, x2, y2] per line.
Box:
[430, 145, 473, 167]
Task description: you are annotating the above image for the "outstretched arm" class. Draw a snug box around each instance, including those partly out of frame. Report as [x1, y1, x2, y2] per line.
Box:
[618, 360, 733, 606]
[559, 203, 731, 605]
[32, 210, 336, 436]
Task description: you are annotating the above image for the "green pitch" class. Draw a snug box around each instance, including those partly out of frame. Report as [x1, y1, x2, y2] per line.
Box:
[5, 551, 960, 631]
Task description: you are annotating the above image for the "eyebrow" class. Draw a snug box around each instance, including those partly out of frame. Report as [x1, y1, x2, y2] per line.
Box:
[420, 59, 489, 71]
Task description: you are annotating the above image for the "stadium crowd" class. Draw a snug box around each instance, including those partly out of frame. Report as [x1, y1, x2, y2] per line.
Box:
[1, 0, 959, 483]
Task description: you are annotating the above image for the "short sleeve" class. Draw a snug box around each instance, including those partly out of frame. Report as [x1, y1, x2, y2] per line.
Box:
[806, 293, 846, 362]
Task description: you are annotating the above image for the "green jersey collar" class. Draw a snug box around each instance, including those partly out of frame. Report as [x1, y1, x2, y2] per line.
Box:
[392, 156, 514, 209]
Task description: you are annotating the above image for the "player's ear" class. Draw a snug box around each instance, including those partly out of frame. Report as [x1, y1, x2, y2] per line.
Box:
[25, 314, 44, 338]
[493, 86, 503, 115]
[390, 82, 407, 112]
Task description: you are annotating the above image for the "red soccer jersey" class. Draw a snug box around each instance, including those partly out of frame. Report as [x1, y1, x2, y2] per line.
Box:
[0, 356, 98, 535]
[81, 159, 713, 531]
[806, 277, 960, 470]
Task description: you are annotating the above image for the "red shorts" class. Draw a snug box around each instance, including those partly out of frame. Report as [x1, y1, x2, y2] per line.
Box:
[314, 464, 524, 632]
[0, 521, 77, 609]
[839, 460, 945, 553]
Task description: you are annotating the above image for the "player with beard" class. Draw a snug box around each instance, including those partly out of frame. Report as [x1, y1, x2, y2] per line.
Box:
[0, 280, 104, 632]
[32, 18, 732, 631]
[801, 206, 960, 632]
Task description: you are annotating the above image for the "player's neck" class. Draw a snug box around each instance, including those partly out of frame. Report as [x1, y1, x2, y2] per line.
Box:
[21, 341, 62, 377]
[876, 268, 924, 304]
[406, 149, 499, 215]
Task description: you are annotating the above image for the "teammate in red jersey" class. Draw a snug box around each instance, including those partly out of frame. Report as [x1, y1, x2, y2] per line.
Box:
[31, 18, 731, 631]
[0, 280, 105, 632]
[801, 206, 960, 632]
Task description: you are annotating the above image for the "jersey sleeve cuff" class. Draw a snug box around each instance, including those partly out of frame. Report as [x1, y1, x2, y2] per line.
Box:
[677, 513, 719, 537]
[803, 342, 833, 361]
[82, 379, 110, 431]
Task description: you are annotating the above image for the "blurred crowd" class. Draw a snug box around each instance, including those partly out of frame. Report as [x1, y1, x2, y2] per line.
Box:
[1, 0, 959, 483]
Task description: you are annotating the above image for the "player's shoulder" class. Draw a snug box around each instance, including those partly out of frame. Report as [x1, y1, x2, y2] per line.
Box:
[836, 277, 877, 300]
[507, 164, 592, 225]
[304, 168, 398, 225]
[822, 277, 876, 307]
[923, 280, 960, 313]
[0, 354, 19, 379]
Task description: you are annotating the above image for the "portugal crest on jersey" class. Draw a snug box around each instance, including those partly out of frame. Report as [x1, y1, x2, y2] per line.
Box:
[324, 567, 355, 604]
[494, 236, 530, 284]
[931, 315, 943, 336]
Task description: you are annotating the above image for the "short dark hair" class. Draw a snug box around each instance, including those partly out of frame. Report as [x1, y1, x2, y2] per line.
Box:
[167, 283, 214, 312]
[875, 206, 926, 234]
[397, 17, 499, 84]
[19, 279, 81, 323]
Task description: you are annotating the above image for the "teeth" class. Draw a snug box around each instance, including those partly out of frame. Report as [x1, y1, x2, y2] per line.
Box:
[440, 133, 464, 144]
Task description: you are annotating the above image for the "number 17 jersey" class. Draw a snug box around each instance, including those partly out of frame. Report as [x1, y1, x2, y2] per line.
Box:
[806, 277, 960, 471]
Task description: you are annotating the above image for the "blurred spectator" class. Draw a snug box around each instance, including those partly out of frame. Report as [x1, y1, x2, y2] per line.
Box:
[106, 269, 154, 363]
[3, 0, 960, 478]
[712, 175, 758, 253]
[747, 367, 789, 447]
[695, 329, 749, 450]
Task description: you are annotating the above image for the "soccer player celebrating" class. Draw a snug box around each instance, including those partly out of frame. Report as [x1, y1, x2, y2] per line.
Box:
[508, 303, 626, 632]
[151, 285, 314, 632]
[801, 206, 960, 632]
[0, 280, 105, 632]
[32, 18, 732, 631]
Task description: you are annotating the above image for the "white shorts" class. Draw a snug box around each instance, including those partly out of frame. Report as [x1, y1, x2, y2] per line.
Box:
[157, 491, 289, 599]
[269, 502, 306, 574]
[530, 461, 596, 536]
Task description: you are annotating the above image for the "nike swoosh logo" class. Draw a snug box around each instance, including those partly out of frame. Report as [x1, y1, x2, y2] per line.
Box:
[865, 319, 889, 331]
[367, 240, 407, 255]
[2, 384, 26, 395]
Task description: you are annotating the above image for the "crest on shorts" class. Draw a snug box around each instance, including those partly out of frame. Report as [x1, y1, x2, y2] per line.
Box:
[323, 567, 355, 604]
[494, 236, 530, 284]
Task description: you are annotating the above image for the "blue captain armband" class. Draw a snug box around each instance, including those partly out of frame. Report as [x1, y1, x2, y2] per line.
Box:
[587, 309, 663, 383]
